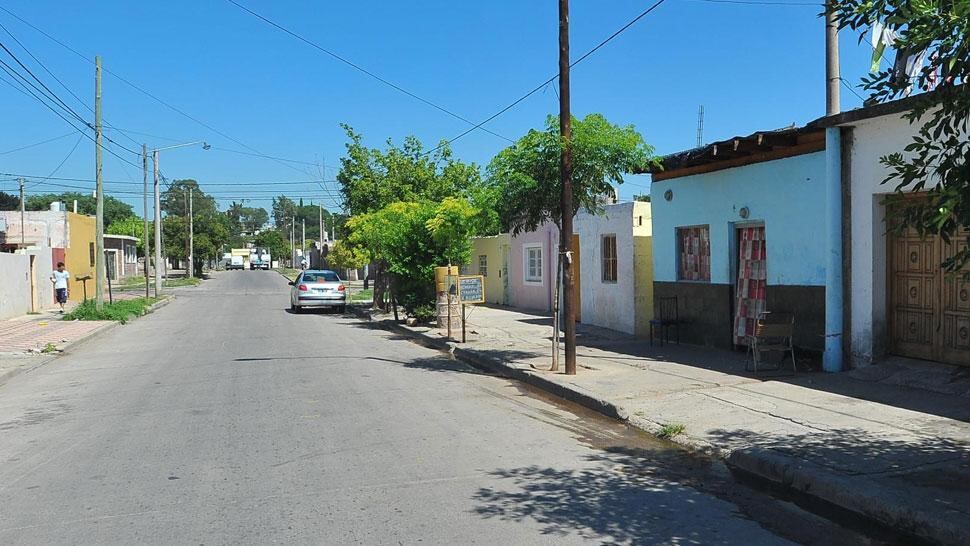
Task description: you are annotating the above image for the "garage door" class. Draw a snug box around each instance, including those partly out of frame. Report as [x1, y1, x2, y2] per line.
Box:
[889, 225, 970, 366]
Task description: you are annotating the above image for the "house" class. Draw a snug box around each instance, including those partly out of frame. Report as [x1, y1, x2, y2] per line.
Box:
[0, 208, 97, 302]
[465, 234, 511, 305]
[104, 235, 139, 280]
[509, 222, 559, 313]
[574, 201, 654, 336]
[645, 126, 828, 351]
[813, 93, 970, 368]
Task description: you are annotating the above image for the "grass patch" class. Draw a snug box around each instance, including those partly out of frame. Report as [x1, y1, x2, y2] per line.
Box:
[40, 342, 58, 353]
[657, 423, 686, 439]
[63, 297, 162, 324]
[162, 277, 201, 288]
[350, 288, 373, 302]
[118, 276, 201, 289]
[274, 268, 301, 281]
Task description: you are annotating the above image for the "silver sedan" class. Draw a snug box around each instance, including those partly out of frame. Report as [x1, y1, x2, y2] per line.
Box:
[289, 270, 346, 313]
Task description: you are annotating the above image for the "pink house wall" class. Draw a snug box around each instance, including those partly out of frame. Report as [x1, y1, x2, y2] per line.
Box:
[509, 222, 559, 313]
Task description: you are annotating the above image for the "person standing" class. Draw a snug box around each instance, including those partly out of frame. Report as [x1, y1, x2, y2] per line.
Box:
[50, 262, 70, 313]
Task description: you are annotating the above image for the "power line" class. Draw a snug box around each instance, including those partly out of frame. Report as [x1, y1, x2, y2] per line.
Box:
[426, 0, 671, 155]
[44, 133, 84, 179]
[683, 0, 818, 6]
[224, 0, 512, 144]
[0, 131, 78, 155]
[0, 171, 341, 186]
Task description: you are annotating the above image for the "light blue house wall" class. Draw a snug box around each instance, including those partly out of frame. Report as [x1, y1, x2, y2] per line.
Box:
[652, 151, 827, 286]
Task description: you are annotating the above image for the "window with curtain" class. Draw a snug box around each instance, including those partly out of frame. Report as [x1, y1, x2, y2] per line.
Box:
[677, 226, 711, 281]
[524, 245, 542, 283]
[602, 234, 617, 282]
[478, 254, 488, 277]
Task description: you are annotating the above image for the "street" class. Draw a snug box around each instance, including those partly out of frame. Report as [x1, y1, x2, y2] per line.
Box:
[0, 272, 865, 545]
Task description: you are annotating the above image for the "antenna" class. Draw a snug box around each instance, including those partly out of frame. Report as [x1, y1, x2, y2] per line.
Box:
[696, 105, 705, 148]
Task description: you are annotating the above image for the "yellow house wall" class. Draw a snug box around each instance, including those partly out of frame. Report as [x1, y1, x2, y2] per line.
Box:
[469, 234, 510, 305]
[65, 213, 96, 302]
[632, 202, 654, 337]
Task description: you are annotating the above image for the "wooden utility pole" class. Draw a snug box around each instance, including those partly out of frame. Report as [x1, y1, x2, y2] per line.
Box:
[153, 149, 163, 296]
[187, 187, 194, 278]
[558, 0, 577, 375]
[94, 55, 105, 311]
[18, 178, 25, 246]
[142, 145, 150, 297]
[301, 218, 306, 266]
[319, 204, 324, 243]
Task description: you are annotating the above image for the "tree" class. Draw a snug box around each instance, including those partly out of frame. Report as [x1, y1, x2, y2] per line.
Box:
[160, 181, 228, 275]
[327, 240, 368, 271]
[347, 198, 478, 312]
[106, 216, 151, 254]
[25, 192, 134, 226]
[272, 196, 297, 228]
[336, 124, 489, 309]
[834, 0, 969, 268]
[488, 113, 656, 368]
[253, 228, 290, 264]
[0, 191, 18, 211]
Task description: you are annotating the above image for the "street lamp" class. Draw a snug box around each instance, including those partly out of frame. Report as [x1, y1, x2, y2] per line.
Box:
[150, 141, 209, 297]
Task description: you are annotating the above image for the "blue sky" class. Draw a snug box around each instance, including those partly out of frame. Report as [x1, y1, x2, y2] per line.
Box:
[0, 0, 877, 216]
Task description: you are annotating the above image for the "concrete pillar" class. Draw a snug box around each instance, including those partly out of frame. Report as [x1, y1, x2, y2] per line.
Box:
[824, 127, 843, 372]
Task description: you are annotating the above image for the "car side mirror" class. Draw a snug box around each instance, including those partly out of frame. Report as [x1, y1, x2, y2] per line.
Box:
[287, 281, 295, 286]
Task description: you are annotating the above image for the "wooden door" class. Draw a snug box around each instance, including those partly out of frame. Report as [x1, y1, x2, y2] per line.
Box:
[889, 226, 970, 365]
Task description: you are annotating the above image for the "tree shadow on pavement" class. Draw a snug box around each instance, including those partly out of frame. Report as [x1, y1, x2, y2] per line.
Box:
[471, 446, 793, 546]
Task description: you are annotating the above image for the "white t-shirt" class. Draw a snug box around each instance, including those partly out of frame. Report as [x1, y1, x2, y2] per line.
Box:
[52, 270, 70, 290]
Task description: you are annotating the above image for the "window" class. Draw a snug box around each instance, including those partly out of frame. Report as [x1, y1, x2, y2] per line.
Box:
[478, 255, 488, 277]
[524, 244, 543, 284]
[302, 271, 340, 283]
[602, 234, 617, 283]
[89, 242, 95, 267]
[677, 226, 711, 281]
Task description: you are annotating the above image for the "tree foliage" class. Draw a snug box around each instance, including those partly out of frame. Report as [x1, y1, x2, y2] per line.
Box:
[106, 216, 151, 254]
[347, 198, 478, 311]
[834, 0, 969, 268]
[0, 191, 19, 211]
[160, 181, 229, 273]
[327, 240, 368, 271]
[25, 192, 134, 227]
[253, 228, 290, 262]
[226, 201, 269, 234]
[487, 114, 657, 234]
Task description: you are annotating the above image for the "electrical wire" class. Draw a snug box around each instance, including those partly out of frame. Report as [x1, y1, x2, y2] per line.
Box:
[44, 133, 84, 179]
[224, 0, 512, 144]
[0, 131, 78, 155]
[425, 0, 671, 155]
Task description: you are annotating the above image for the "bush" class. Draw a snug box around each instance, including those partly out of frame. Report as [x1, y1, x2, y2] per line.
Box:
[63, 297, 161, 324]
[412, 304, 437, 324]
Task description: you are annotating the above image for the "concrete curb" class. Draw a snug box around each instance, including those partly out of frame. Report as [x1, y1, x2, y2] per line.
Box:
[0, 296, 175, 388]
[354, 311, 965, 545]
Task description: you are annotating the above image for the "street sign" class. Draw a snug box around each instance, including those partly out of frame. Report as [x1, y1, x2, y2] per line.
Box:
[457, 275, 485, 304]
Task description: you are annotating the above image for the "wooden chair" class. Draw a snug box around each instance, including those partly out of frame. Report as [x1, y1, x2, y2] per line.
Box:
[649, 296, 681, 346]
[746, 312, 796, 373]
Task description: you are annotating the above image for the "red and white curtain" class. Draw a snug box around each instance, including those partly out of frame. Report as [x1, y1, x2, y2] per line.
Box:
[734, 226, 767, 346]
[679, 227, 710, 282]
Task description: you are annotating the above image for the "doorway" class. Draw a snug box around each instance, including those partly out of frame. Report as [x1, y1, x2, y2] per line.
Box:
[733, 225, 767, 346]
[889, 224, 970, 366]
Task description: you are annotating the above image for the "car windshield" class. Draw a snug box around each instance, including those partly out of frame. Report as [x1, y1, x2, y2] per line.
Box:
[301, 271, 340, 283]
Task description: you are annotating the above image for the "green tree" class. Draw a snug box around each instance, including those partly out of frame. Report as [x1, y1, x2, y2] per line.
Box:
[347, 198, 478, 312]
[106, 216, 151, 254]
[0, 191, 18, 210]
[272, 196, 297, 228]
[253, 228, 290, 263]
[25, 192, 134, 226]
[160, 181, 229, 275]
[833, 0, 969, 268]
[488, 114, 657, 234]
[327, 240, 368, 271]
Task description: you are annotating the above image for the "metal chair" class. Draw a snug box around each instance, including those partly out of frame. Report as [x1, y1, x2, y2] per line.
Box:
[649, 296, 681, 346]
[746, 312, 796, 373]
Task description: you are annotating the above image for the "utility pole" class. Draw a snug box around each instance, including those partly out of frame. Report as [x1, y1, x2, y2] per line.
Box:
[558, 0, 576, 375]
[142, 145, 150, 298]
[94, 55, 105, 311]
[153, 149, 163, 297]
[825, 2, 841, 116]
[18, 178, 25, 246]
[301, 218, 306, 265]
[187, 187, 194, 278]
[290, 217, 295, 267]
[319, 204, 324, 244]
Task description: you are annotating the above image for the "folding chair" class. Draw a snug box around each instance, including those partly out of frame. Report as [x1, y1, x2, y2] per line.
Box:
[746, 312, 796, 373]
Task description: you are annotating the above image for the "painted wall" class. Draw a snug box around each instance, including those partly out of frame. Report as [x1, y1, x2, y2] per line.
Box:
[509, 222, 558, 312]
[27, 249, 54, 311]
[846, 113, 926, 367]
[66, 213, 96, 302]
[0, 253, 31, 320]
[651, 152, 827, 286]
[575, 202, 653, 335]
[468, 234, 511, 305]
[0, 210, 69, 248]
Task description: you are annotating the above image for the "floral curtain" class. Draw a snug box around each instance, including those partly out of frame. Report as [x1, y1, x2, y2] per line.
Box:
[678, 227, 710, 281]
[734, 226, 767, 346]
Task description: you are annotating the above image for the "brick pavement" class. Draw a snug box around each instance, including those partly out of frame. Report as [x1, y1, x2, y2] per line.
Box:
[0, 319, 111, 353]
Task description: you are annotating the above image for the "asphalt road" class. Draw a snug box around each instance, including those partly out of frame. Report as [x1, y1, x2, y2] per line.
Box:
[0, 271, 868, 545]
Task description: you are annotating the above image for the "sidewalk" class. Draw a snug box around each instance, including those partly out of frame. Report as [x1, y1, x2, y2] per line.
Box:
[359, 304, 970, 545]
